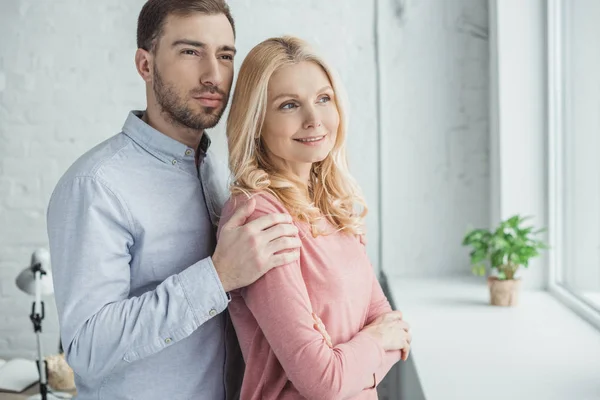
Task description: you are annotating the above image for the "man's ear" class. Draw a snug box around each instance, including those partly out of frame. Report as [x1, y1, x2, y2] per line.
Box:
[135, 48, 153, 83]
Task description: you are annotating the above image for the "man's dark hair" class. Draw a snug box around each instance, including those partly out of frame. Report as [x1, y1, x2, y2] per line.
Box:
[137, 0, 236, 52]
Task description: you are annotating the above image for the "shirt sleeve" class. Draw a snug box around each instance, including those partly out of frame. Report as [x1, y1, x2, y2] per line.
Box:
[226, 193, 386, 399]
[47, 176, 228, 384]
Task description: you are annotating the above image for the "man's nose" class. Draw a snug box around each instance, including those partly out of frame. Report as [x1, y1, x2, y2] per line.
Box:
[200, 58, 222, 88]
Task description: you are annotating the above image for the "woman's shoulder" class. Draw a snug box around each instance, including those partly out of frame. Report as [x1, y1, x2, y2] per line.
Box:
[221, 190, 290, 224]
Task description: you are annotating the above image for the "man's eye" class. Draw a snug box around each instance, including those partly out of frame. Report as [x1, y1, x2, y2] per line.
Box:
[221, 54, 234, 61]
[182, 50, 196, 56]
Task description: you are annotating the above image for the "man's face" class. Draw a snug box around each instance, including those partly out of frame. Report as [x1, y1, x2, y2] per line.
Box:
[151, 13, 236, 130]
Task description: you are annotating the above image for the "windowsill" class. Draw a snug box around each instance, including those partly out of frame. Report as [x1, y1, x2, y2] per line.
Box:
[385, 275, 600, 400]
[583, 292, 600, 311]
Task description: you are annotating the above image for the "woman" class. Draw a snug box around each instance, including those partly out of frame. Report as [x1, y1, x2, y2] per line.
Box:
[218, 36, 411, 399]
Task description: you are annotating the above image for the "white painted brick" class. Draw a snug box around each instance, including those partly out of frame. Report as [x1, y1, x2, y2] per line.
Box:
[0, 313, 34, 335]
[0, 0, 489, 359]
[0, 338, 9, 357]
[0, 297, 31, 321]
[379, 0, 490, 278]
[0, 72, 6, 92]
[0, 209, 48, 245]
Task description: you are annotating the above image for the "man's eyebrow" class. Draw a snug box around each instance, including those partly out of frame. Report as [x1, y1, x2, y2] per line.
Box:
[219, 45, 237, 55]
[172, 39, 205, 48]
[171, 40, 237, 55]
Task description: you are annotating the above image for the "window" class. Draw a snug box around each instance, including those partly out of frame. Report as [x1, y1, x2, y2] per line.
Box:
[548, 0, 600, 329]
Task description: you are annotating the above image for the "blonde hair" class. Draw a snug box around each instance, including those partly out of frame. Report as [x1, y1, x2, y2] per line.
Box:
[226, 36, 367, 236]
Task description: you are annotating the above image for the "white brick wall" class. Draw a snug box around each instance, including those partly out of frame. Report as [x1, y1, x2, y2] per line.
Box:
[378, 0, 490, 278]
[0, 0, 147, 360]
[0, 0, 489, 358]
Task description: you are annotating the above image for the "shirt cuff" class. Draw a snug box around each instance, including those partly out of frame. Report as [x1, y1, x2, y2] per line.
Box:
[178, 257, 229, 326]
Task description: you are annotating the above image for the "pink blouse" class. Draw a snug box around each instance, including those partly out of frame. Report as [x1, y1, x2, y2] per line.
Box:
[218, 193, 401, 399]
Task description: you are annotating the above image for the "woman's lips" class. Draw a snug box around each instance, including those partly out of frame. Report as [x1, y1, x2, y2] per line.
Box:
[293, 134, 327, 146]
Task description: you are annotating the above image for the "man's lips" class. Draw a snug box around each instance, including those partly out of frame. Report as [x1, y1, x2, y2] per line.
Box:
[193, 95, 223, 108]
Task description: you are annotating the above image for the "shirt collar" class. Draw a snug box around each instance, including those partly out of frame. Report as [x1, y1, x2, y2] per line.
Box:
[122, 110, 211, 171]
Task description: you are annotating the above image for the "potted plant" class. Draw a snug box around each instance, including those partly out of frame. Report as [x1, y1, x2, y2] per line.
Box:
[461, 215, 547, 306]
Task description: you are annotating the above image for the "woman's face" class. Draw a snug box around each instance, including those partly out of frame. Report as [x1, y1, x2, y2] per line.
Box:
[261, 61, 340, 181]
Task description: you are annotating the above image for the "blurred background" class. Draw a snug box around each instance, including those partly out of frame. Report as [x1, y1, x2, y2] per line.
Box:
[1, 0, 599, 399]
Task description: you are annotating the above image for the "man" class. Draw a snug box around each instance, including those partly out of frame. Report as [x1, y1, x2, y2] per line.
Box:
[47, 1, 301, 399]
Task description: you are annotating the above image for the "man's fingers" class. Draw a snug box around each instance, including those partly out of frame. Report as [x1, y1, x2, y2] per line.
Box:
[263, 223, 299, 243]
[225, 197, 256, 228]
[269, 250, 300, 269]
[267, 236, 302, 255]
[246, 212, 293, 232]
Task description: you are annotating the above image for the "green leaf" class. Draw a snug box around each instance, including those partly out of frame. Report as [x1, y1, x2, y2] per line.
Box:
[462, 229, 491, 246]
[463, 214, 547, 276]
[470, 248, 488, 264]
[491, 251, 505, 268]
[506, 215, 521, 228]
[471, 264, 487, 276]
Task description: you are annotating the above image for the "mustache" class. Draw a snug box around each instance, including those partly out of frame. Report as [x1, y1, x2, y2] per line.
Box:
[190, 85, 226, 98]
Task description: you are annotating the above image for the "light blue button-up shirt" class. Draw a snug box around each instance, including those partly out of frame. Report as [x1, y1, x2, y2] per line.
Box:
[47, 111, 243, 400]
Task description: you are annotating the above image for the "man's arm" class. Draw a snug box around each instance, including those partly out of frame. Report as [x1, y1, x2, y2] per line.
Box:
[48, 176, 229, 383]
[48, 176, 301, 385]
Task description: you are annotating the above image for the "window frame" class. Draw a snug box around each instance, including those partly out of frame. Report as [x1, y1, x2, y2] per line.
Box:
[547, 0, 600, 331]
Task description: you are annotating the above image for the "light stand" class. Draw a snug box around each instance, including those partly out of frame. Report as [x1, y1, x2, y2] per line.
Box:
[16, 249, 72, 400]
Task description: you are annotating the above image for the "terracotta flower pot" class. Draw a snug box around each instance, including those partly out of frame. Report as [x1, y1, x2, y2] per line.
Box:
[487, 277, 521, 306]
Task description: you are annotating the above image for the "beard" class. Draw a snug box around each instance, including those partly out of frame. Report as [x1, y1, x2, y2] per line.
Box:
[152, 64, 228, 131]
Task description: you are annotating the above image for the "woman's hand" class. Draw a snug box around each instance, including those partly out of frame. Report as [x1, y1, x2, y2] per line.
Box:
[361, 311, 411, 360]
[312, 313, 333, 348]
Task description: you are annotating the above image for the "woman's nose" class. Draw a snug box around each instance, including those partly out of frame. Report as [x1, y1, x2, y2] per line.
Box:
[303, 107, 322, 130]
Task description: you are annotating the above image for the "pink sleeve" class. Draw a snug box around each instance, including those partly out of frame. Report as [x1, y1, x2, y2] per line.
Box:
[239, 194, 386, 399]
[365, 269, 402, 386]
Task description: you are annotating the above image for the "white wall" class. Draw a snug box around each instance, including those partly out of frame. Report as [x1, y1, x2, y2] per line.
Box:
[490, 0, 547, 289]
[0, 0, 490, 359]
[0, 0, 381, 359]
[378, 0, 490, 278]
[0, 0, 145, 361]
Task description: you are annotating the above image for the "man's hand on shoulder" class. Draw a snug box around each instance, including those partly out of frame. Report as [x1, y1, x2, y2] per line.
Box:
[212, 197, 301, 292]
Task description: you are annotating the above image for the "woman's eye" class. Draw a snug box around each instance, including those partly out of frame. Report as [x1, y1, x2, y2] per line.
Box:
[281, 102, 297, 110]
[318, 95, 331, 103]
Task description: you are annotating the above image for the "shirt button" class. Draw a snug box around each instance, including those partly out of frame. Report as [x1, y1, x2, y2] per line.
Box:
[165, 338, 172, 344]
[172, 159, 177, 165]
[209, 309, 217, 317]
[185, 149, 192, 156]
